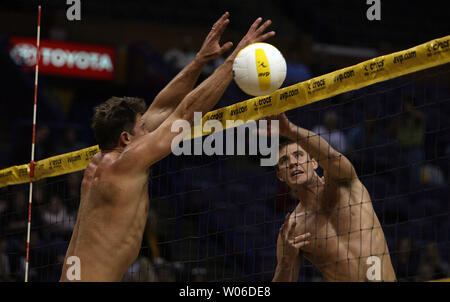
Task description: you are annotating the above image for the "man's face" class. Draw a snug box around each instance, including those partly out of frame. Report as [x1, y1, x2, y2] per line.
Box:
[277, 143, 318, 187]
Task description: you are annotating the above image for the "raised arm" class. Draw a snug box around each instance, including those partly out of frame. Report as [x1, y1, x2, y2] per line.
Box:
[126, 16, 275, 170]
[270, 113, 357, 183]
[273, 214, 310, 282]
[142, 12, 233, 132]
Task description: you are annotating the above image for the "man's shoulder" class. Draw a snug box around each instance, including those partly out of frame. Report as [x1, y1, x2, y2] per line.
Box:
[87, 151, 126, 179]
[100, 147, 152, 180]
[93, 152, 118, 169]
[323, 170, 362, 187]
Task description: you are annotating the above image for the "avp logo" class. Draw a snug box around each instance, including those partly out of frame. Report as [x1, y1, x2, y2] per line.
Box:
[230, 105, 247, 116]
[258, 61, 268, 68]
[333, 70, 355, 83]
[279, 88, 299, 101]
[66, 0, 81, 21]
[366, 0, 381, 21]
[393, 51, 416, 64]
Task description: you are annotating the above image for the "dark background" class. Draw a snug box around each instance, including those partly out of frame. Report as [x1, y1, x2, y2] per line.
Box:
[0, 0, 448, 282]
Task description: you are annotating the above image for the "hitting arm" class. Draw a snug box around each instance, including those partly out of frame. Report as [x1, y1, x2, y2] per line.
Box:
[142, 12, 232, 133]
[125, 16, 275, 170]
[279, 113, 357, 183]
[141, 58, 208, 132]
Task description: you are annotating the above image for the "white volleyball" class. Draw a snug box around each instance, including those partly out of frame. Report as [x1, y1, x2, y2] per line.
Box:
[232, 42, 287, 96]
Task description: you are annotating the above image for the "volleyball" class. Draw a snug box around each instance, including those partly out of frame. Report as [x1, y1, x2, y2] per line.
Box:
[232, 42, 287, 96]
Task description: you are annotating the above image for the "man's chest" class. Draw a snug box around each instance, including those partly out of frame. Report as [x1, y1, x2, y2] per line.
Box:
[290, 199, 363, 256]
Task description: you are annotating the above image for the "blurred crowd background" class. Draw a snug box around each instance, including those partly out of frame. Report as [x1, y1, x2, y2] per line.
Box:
[0, 0, 449, 281]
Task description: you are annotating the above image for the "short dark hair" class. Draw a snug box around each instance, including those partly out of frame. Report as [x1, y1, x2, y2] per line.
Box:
[92, 96, 146, 150]
[275, 137, 295, 171]
[275, 137, 312, 171]
[279, 136, 295, 151]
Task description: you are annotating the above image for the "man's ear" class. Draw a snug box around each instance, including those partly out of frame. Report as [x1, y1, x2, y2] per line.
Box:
[119, 131, 132, 147]
[276, 169, 285, 183]
[311, 157, 319, 171]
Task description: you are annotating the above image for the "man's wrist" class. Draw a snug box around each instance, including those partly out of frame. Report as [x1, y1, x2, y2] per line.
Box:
[194, 53, 210, 65]
[279, 255, 294, 268]
[284, 123, 298, 140]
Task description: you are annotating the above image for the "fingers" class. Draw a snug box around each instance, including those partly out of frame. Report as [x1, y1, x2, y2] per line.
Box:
[289, 233, 311, 249]
[248, 17, 263, 33]
[210, 12, 230, 37]
[291, 239, 310, 249]
[250, 18, 275, 42]
[216, 18, 230, 37]
[212, 12, 229, 30]
[256, 31, 276, 43]
[256, 19, 272, 35]
[293, 232, 311, 242]
[219, 41, 233, 55]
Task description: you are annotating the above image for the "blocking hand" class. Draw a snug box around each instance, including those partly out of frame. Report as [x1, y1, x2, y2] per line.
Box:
[196, 12, 234, 62]
[231, 17, 276, 59]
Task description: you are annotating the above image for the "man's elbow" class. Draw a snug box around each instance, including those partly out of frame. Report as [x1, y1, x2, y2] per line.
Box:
[328, 155, 357, 182]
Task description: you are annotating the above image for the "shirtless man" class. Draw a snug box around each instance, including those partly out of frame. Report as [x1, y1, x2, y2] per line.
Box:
[60, 13, 275, 281]
[268, 113, 396, 281]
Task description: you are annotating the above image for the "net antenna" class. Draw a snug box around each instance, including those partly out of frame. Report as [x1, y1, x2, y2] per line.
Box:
[25, 5, 41, 282]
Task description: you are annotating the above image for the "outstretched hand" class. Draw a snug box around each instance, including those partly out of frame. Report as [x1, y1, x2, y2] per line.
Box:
[231, 17, 276, 59]
[196, 12, 234, 62]
[252, 113, 292, 138]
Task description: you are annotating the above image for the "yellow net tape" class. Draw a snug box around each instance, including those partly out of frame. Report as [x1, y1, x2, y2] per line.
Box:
[0, 145, 100, 187]
[1, 35, 449, 188]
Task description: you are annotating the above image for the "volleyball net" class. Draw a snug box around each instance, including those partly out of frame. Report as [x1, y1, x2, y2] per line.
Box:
[0, 36, 449, 282]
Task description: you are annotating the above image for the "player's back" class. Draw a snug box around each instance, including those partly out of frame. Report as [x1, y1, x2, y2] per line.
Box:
[60, 151, 149, 281]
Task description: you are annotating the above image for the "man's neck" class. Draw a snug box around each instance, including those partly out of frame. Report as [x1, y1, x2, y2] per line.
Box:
[101, 146, 124, 155]
[292, 174, 325, 211]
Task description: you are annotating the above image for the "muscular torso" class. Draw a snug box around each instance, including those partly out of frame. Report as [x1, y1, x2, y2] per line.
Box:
[60, 152, 150, 281]
[286, 179, 396, 281]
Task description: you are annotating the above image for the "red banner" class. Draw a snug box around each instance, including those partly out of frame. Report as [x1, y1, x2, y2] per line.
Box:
[9, 37, 116, 80]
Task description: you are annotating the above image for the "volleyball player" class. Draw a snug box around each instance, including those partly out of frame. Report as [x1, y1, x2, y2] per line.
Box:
[60, 13, 275, 281]
[267, 113, 396, 281]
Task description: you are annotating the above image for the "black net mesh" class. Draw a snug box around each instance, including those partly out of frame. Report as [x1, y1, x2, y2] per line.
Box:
[0, 64, 449, 282]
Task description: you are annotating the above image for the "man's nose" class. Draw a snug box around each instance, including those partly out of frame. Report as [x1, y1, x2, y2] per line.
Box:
[288, 156, 298, 169]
